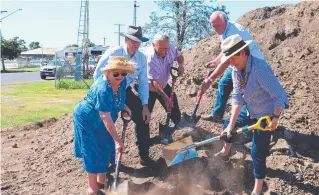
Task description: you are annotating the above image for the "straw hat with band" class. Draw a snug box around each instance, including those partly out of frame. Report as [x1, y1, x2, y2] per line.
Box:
[120, 26, 149, 43]
[101, 56, 135, 74]
[220, 34, 252, 64]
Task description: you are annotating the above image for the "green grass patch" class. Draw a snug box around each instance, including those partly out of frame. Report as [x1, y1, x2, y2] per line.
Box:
[56, 79, 93, 89]
[1, 81, 89, 128]
[1, 67, 40, 73]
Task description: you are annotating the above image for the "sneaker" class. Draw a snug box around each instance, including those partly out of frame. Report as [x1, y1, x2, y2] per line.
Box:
[201, 114, 223, 123]
[214, 151, 230, 163]
[140, 156, 158, 168]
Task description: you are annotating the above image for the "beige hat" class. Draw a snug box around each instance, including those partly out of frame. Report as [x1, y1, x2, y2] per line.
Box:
[101, 56, 135, 73]
[220, 34, 252, 64]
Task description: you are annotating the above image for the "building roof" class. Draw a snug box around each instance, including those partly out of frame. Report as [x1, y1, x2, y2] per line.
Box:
[21, 48, 57, 55]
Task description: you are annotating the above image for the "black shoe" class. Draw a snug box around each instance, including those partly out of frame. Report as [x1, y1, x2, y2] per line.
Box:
[140, 156, 158, 168]
[201, 114, 223, 123]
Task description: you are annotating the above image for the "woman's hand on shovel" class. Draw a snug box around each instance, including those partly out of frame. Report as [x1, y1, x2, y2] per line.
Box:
[115, 139, 124, 154]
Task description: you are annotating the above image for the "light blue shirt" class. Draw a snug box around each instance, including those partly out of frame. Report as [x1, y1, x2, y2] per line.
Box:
[232, 55, 288, 119]
[222, 21, 264, 60]
[93, 45, 149, 105]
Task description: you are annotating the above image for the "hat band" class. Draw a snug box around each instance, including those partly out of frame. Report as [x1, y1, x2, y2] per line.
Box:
[224, 40, 246, 56]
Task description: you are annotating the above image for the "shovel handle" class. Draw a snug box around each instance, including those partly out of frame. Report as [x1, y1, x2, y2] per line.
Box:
[170, 67, 180, 80]
[121, 110, 132, 124]
[179, 116, 272, 153]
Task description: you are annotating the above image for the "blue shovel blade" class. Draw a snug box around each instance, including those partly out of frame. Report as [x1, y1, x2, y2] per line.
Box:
[170, 149, 198, 166]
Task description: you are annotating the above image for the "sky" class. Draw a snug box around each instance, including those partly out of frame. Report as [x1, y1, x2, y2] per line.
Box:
[1, 0, 300, 49]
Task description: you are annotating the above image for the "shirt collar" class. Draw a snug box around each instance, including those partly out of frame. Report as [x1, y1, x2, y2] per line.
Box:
[222, 21, 230, 38]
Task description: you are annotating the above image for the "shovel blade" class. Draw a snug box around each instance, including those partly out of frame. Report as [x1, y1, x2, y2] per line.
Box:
[162, 136, 198, 167]
[159, 123, 175, 144]
[109, 180, 130, 195]
[177, 113, 201, 130]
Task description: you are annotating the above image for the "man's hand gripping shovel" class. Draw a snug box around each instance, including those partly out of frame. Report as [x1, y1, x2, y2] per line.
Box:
[159, 67, 180, 144]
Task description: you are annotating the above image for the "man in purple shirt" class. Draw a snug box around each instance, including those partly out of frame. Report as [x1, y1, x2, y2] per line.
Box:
[144, 34, 185, 138]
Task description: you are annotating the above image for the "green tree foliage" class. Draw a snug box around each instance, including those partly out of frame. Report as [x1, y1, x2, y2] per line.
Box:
[29, 41, 41, 50]
[143, 0, 228, 50]
[1, 36, 26, 71]
[66, 44, 79, 48]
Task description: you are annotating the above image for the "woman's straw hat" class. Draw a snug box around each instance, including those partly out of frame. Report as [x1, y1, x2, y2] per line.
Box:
[101, 56, 135, 73]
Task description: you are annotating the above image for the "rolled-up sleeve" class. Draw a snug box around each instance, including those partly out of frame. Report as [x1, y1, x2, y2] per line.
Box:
[256, 63, 288, 109]
[138, 54, 149, 105]
[231, 69, 245, 105]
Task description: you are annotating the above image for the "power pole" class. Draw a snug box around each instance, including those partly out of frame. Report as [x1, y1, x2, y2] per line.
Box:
[103, 37, 107, 46]
[114, 24, 125, 46]
[133, 0, 139, 26]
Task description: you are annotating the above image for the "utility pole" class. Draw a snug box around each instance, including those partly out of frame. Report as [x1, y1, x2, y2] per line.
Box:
[103, 37, 107, 46]
[133, 0, 139, 26]
[114, 24, 125, 46]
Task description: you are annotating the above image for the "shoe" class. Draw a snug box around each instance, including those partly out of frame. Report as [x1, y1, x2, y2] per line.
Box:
[201, 114, 223, 123]
[140, 156, 158, 168]
[214, 151, 230, 163]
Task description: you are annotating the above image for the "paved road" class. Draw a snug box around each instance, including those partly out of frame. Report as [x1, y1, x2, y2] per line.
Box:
[1, 72, 49, 84]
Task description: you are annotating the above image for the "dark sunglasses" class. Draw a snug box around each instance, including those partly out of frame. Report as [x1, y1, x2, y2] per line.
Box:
[113, 72, 128, 77]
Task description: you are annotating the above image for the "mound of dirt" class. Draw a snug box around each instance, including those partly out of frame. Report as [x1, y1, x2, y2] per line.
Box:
[1, 1, 319, 195]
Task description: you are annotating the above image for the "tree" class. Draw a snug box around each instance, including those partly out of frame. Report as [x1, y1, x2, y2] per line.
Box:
[87, 39, 95, 47]
[18, 39, 28, 52]
[66, 44, 79, 48]
[29, 41, 41, 50]
[1, 37, 24, 71]
[143, 0, 229, 50]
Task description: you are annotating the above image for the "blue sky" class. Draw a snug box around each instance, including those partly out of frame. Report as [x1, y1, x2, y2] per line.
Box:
[1, 0, 300, 49]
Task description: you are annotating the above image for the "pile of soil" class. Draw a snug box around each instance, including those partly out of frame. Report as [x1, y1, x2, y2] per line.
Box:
[1, 1, 319, 194]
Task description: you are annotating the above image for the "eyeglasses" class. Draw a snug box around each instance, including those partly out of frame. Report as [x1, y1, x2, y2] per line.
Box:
[113, 72, 128, 77]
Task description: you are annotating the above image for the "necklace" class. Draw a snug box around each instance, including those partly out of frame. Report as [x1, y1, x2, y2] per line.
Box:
[113, 89, 121, 107]
[107, 78, 121, 107]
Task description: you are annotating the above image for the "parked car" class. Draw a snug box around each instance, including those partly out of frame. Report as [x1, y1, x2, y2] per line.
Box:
[40, 60, 74, 80]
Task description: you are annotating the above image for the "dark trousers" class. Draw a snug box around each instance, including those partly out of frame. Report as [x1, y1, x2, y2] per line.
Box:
[125, 86, 150, 158]
[223, 106, 271, 179]
[148, 84, 181, 126]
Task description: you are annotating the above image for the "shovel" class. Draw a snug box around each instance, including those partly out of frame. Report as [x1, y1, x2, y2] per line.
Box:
[159, 67, 180, 144]
[179, 70, 213, 130]
[107, 111, 132, 194]
[163, 116, 272, 166]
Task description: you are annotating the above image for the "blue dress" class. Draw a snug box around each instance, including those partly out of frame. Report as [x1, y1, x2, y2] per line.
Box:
[73, 76, 126, 174]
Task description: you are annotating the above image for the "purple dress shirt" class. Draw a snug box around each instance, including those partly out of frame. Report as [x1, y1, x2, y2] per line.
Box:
[145, 44, 181, 88]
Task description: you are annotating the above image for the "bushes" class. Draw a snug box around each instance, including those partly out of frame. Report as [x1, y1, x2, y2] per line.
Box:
[56, 79, 94, 89]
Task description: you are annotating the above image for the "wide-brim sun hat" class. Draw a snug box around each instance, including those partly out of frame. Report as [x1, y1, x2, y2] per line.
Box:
[101, 56, 135, 74]
[220, 34, 252, 63]
[120, 25, 149, 43]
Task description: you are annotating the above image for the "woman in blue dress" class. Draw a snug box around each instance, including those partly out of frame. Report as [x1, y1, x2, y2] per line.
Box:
[73, 56, 135, 195]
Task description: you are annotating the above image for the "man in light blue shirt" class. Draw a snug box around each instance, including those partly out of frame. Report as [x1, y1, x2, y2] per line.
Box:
[216, 34, 288, 195]
[201, 11, 264, 123]
[94, 26, 156, 167]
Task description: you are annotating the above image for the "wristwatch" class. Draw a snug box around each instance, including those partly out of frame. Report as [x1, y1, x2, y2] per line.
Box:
[272, 113, 280, 119]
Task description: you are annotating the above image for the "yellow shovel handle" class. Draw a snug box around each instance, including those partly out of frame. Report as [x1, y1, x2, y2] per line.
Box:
[250, 116, 272, 131]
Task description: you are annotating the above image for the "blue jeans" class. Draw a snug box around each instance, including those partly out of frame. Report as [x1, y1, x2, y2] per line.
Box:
[211, 67, 233, 118]
[223, 106, 271, 179]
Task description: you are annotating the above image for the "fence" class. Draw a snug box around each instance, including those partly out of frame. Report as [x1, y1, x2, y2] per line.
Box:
[54, 55, 98, 89]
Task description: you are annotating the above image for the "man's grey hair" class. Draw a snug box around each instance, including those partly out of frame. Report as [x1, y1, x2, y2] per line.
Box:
[153, 34, 169, 42]
[212, 11, 228, 22]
